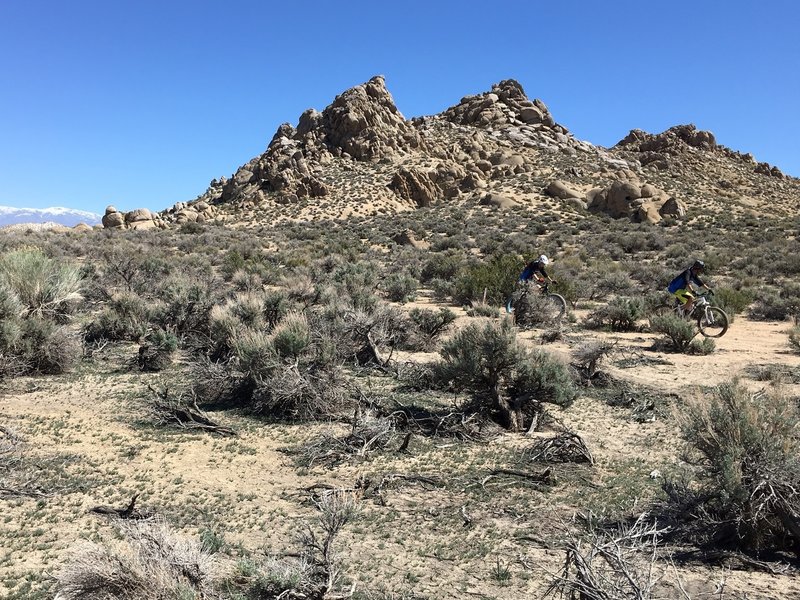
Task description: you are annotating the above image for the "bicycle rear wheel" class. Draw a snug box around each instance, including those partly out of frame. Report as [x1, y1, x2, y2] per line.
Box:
[505, 295, 515, 314]
[652, 304, 676, 319]
[546, 293, 567, 320]
[697, 306, 728, 338]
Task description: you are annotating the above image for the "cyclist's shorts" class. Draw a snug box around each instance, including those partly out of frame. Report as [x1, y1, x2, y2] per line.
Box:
[673, 289, 694, 305]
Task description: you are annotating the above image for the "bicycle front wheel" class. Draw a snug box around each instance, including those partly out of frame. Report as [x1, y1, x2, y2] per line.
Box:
[546, 293, 567, 320]
[697, 306, 728, 338]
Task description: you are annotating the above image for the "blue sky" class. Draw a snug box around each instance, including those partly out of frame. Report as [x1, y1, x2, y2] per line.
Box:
[1, 0, 798, 215]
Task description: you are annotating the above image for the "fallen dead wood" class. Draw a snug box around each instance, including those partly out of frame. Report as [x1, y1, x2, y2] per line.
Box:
[388, 399, 498, 442]
[0, 484, 49, 498]
[147, 385, 236, 436]
[89, 494, 152, 520]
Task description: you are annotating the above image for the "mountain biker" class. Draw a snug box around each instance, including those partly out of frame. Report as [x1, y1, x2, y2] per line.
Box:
[667, 260, 712, 316]
[519, 254, 555, 286]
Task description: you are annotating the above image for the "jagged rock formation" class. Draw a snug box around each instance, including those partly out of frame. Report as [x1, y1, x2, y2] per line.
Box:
[150, 75, 798, 229]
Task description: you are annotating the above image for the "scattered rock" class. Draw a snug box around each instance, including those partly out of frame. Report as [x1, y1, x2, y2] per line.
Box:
[393, 229, 430, 250]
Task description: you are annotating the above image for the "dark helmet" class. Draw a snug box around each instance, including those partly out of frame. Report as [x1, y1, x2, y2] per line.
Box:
[692, 260, 705, 270]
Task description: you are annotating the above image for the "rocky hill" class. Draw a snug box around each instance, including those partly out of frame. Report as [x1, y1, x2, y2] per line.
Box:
[150, 75, 798, 229]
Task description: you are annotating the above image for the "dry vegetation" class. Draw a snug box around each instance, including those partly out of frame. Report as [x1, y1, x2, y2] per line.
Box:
[2, 188, 800, 599]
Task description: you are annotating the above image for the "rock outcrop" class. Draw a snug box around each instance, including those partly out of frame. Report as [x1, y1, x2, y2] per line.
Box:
[101, 205, 166, 230]
[443, 79, 559, 130]
[616, 124, 717, 153]
[587, 178, 673, 224]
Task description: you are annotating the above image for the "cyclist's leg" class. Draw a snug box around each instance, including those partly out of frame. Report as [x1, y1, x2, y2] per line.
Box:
[674, 289, 694, 315]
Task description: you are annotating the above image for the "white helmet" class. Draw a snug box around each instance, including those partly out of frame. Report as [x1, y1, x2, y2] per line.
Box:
[539, 254, 549, 265]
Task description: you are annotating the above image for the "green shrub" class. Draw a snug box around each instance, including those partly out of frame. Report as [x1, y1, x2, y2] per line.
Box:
[420, 249, 465, 282]
[197, 309, 351, 420]
[789, 326, 800, 354]
[84, 292, 150, 342]
[712, 286, 754, 320]
[151, 274, 218, 342]
[511, 349, 578, 409]
[466, 301, 500, 318]
[687, 337, 715, 355]
[453, 255, 520, 306]
[0, 280, 23, 321]
[271, 311, 311, 360]
[749, 282, 800, 322]
[408, 307, 457, 345]
[16, 318, 81, 375]
[510, 288, 564, 328]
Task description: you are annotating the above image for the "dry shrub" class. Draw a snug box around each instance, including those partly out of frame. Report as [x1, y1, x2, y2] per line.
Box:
[0, 247, 82, 320]
[196, 310, 350, 420]
[666, 381, 800, 554]
[649, 313, 696, 352]
[435, 317, 576, 431]
[54, 518, 221, 600]
[84, 292, 150, 343]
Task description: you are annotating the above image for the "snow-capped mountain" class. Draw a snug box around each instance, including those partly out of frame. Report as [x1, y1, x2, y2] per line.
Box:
[0, 205, 101, 228]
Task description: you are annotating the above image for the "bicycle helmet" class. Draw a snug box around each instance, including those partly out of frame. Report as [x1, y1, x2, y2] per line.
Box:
[539, 254, 550, 265]
[692, 259, 705, 270]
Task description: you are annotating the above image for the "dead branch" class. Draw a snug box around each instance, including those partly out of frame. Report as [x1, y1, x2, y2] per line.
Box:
[397, 431, 412, 453]
[545, 513, 671, 599]
[389, 398, 498, 442]
[480, 467, 556, 489]
[526, 432, 594, 465]
[89, 494, 152, 520]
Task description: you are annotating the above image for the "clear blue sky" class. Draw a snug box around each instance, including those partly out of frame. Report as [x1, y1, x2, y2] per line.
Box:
[1, 0, 798, 215]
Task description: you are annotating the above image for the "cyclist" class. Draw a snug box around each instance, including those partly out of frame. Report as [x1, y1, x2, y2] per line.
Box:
[519, 254, 556, 287]
[667, 260, 712, 316]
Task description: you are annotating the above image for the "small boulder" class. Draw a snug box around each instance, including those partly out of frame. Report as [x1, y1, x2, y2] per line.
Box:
[101, 211, 125, 229]
[659, 197, 687, 218]
[545, 180, 582, 200]
[479, 193, 519, 209]
[125, 208, 153, 223]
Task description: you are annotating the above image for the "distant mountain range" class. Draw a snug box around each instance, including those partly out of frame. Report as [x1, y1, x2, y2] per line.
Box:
[0, 206, 101, 228]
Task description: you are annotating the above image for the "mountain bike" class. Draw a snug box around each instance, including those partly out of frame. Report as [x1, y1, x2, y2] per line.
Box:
[654, 290, 728, 338]
[505, 280, 567, 324]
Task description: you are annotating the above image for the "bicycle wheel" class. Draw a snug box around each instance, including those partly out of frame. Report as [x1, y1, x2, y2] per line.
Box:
[697, 306, 728, 338]
[546, 293, 567, 319]
[505, 295, 515, 314]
